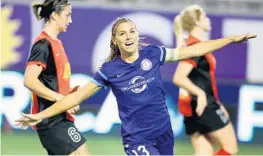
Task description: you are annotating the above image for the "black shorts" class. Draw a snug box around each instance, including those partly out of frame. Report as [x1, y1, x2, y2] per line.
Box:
[37, 120, 86, 155]
[184, 105, 230, 135]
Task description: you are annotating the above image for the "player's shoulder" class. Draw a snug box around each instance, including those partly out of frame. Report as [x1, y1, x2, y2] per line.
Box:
[100, 58, 118, 68]
[31, 39, 51, 54]
[141, 44, 164, 59]
[142, 44, 164, 53]
[98, 58, 120, 75]
[142, 44, 161, 52]
[32, 38, 51, 48]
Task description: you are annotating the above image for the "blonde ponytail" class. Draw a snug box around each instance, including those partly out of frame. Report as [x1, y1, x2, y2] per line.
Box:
[174, 15, 185, 48]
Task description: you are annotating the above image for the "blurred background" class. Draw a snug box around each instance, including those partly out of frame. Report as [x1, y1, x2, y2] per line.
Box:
[1, 0, 263, 155]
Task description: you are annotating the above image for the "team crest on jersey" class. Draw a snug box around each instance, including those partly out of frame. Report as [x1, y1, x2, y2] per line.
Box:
[141, 59, 152, 71]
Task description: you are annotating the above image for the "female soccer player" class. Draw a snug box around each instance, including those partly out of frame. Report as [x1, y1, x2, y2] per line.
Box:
[173, 5, 239, 155]
[17, 17, 255, 155]
[22, 0, 88, 155]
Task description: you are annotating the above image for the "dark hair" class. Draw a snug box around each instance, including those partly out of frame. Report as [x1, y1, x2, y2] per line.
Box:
[32, 0, 70, 22]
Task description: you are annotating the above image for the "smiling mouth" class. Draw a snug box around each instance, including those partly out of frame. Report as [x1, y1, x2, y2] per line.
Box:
[125, 41, 134, 47]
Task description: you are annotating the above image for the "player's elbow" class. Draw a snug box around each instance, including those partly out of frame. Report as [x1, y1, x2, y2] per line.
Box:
[173, 73, 183, 85]
[23, 78, 30, 88]
[23, 77, 35, 90]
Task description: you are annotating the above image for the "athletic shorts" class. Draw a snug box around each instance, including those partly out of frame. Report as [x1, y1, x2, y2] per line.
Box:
[184, 105, 230, 135]
[124, 127, 174, 155]
[37, 120, 86, 155]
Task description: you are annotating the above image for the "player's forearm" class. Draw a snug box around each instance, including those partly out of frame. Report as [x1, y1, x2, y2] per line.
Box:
[177, 37, 234, 60]
[37, 82, 101, 120]
[38, 92, 82, 119]
[173, 75, 204, 96]
[24, 79, 61, 101]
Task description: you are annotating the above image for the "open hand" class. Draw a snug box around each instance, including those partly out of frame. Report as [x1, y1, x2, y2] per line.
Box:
[231, 34, 257, 43]
[15, 113, 42, 128]
[196, 91, 208, 116]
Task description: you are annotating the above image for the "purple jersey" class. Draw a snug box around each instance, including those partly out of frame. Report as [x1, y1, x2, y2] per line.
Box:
[92, 45, 171, 144]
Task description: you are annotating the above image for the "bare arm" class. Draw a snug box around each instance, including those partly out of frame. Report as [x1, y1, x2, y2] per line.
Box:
[173, 61, 208, 116]
[173, 62, 205, 96]
[24, 64, 63, 101]
[37, 81, 101, 120]
[165, 34, 256, 62]
[177, 37, 232, 60]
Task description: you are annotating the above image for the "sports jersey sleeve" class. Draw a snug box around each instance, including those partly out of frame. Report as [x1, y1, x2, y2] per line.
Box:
[147, 45, 166, 65]
[92, 65, 109, 89]
[27, 39, 50, 70]
[181, 57, 201, 68]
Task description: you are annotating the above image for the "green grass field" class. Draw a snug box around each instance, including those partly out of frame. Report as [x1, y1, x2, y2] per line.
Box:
[1, 132, 263, 155]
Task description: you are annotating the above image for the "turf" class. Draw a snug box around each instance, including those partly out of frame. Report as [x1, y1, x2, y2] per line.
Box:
[1, 132, 262, 155]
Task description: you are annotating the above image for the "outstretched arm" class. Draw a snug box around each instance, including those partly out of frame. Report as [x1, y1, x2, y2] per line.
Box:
[38, 82, 100, 119]
[173, 62, 207, 116]
[165, 34, 256, 62]
[16, 82, 101, 127]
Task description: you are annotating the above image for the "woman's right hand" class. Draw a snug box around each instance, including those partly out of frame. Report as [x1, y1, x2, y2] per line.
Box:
[196, 91, 207, 116]
[231, 34, 256, 43]
[15, 113, 42, 128]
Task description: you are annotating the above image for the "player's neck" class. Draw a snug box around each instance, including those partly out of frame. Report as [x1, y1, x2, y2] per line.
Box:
[190, 27, 207, 41]
[43, 23, 60, 40]
[121, 51, 139, 64]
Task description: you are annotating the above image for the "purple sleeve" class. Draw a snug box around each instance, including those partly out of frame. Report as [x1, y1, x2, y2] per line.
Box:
[92, 69, 109, 89]
[147, 45, 166, 65]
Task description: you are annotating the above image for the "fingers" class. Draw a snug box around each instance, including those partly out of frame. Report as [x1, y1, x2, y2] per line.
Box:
[196, 105, 205, 117]
[67, 106, 80, 114]
[15, 122, 29, 130]
[21, 113, 33, 119]
[15, 121, 27, 127]
[15, 121, 30, 129]
[74, 106, 80, 112]
[233, 33, 257, 43]
[15, 119, 29, 123]
[15, 116, 29, 126]
[15, 121, 29, 128]
[67, 110, 72, 114]
[15, 119, 41, 127]
[29, 120, 42, 126]
[67, 109, 74, 114]
[246, 34, 257, 39]
[15, 113, 42, 128]
[196, 107, 201, 116]
[196, 98, 207, 116]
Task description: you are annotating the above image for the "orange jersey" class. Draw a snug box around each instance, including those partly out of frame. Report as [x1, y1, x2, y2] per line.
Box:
[178, 36, 220, 117]
[28, 31, 74, 130]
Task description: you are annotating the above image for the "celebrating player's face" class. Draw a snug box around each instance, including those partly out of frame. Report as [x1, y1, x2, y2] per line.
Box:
[55, 5, 72, 32]
[197, 11, 211, 32]
[113, 21, 139, 54]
